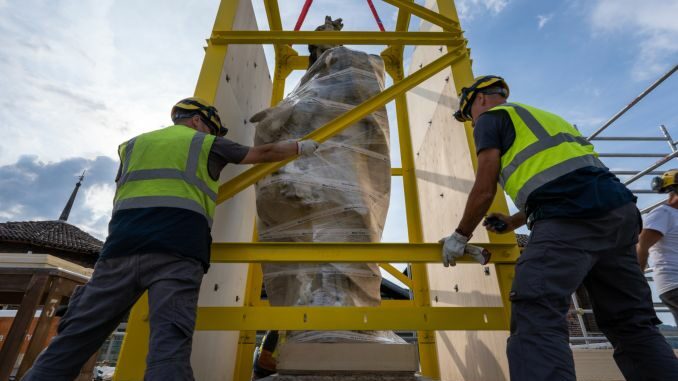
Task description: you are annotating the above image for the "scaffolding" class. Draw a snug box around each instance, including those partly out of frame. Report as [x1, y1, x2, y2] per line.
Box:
[112, 1, 520, 380]
[570, 64, 678, 347]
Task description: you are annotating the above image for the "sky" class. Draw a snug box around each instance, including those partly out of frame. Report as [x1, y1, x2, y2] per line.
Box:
[0, 0, 677, 242]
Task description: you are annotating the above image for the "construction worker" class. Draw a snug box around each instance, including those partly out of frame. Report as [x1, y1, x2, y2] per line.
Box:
[637, 169, 678, 322]
[441, 76, 678, 380]
[22, 98, 319, 381]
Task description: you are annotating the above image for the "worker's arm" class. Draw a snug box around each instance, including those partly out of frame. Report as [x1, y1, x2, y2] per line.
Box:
[636, 228, 663, 271]
[455, 148, 501, 237]
[240, 140, 318, 164]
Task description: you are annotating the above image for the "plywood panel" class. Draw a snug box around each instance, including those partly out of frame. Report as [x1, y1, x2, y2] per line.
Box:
[191, 1, 272, 380]
[406, 1, 454, 155]
[406, 2, 510, 380]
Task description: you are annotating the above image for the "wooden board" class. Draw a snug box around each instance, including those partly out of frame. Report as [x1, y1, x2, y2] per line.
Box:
[0, 254, 92, 279]
[407, 2, 509, 380]
[573, 349, 678, 380]
[190, 1, 272, 380]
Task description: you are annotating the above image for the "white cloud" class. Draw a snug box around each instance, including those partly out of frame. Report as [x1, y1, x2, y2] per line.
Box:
[590, 0, 678, 81]
[83, 183, 115, 222]
[456, 0, 508, 21]
[80, 183, 115, 238]
[0, 204, 24, 220]
[0, 0, 219, 166]
[537, 14, 553, 29]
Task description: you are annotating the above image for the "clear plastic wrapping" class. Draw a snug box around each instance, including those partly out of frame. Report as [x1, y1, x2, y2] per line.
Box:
[251, 47, 402, 343]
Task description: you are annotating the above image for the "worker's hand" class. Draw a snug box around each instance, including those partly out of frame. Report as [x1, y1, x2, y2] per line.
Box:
[439, 231, 468, 267]
[483, 213, 513, 234]
[297, 140, 319, 155]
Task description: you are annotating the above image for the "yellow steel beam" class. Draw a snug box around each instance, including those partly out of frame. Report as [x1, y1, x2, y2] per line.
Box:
[210, 31, 463, 46]
[380, 0, 412, 78]
[391, 167, 403, 176]
[382, 0, 460, 31]
[263, 0, 282, 31]
[495, 264, 517, 324]
[378, 263, 412, 287]
[382, 299, 414, 307]
[210, 242, 519, 264]
[196, 306, 509, 331]
[194, 42, 228, 100]
[287, 55, 310, 71]
[112, 293, 150, 381]
[392, 68, 439, 377]
[234, 299, 413, 308]
[394, 0, 413, 32]
[217, 49, 465, 203]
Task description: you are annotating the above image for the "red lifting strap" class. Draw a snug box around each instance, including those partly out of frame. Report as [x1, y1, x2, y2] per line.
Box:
[294, 0, 314, 31]
[293, 0, 385, 32]
[366, 0, 385, 31]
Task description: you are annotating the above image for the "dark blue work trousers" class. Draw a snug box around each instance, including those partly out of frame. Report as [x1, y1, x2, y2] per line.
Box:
[508, 202, 678, 381]
[21, 253, 203, 381]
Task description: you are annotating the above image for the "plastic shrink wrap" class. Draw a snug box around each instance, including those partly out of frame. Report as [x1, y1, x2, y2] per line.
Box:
[250, 46, 403, 343]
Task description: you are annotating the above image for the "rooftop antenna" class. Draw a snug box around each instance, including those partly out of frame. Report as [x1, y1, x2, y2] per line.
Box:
[58, 170, 86, 221]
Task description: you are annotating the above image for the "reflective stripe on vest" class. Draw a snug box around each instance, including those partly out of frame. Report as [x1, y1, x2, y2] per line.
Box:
[114, 125, 218, 227]
[492, 103, 606, 210]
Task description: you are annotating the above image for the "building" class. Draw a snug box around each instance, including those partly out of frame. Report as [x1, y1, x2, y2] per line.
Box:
[0, 220, 101, 268]
[0, 174, 103, 380]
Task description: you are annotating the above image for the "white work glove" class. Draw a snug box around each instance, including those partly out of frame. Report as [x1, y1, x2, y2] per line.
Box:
[297, 140, 319, 156]
[439, 231, 469, 267]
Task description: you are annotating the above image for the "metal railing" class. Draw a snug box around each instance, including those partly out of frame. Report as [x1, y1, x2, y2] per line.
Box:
[587, 65, 677, 140]
[569, 65, 678, 347]
[590, 125, 677, 198]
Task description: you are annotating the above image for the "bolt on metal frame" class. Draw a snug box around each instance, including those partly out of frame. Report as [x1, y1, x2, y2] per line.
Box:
[113, 1, 520, 380]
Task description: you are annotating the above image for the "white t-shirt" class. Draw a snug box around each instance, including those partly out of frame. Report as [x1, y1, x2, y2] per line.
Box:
[645, 204, 678, 295]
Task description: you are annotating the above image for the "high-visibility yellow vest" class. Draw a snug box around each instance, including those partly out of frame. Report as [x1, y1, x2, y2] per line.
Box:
[113, 125, 218, 227]
[490, 103, 605, 211]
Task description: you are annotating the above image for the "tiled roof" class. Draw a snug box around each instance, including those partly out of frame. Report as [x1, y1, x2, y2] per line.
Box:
[0, 221, 103, 255]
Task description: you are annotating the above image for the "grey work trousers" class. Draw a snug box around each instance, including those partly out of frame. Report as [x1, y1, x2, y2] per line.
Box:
[660, 287, 678, 325]
[21, 253, 204, 381]
[507, 202, 678, 381]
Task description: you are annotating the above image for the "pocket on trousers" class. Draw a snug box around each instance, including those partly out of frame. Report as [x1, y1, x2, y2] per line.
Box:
[172, 295, 198, 338]
[57, 285, 86, 332]
[510, 249, 545, 302]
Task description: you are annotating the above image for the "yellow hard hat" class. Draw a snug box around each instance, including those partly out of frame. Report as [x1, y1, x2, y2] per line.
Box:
[651, 169, 678, 193]
[171, 97, 228, 136]
[454, 75, 510, 122]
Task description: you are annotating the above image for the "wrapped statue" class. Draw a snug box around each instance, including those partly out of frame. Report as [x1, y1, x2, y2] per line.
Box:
[249, 16, 402, 345]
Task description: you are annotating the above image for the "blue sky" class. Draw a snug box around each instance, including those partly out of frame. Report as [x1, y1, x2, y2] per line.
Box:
[0, 0, 676, 242]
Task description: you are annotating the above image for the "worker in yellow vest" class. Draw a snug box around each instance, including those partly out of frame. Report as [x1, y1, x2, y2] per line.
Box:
[441, 76, 678, 380]
[22, 98, 319, 381]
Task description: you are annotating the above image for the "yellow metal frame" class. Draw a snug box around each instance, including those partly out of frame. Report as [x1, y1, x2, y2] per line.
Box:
[114, 1, 519, 380]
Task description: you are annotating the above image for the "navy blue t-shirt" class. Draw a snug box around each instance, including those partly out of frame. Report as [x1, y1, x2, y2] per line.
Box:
[473, 109, 635, 223]
[99, 136, 250, 272]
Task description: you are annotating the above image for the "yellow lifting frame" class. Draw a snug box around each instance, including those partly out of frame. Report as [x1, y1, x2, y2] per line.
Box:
[114, 1, 519, 380]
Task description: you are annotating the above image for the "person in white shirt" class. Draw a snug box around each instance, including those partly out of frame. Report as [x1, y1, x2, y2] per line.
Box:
[638, 169, 678, 322]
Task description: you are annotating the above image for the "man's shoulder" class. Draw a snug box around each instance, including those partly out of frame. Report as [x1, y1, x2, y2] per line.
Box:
[475, 109, 514, 133]
[652, 204, 678, 218]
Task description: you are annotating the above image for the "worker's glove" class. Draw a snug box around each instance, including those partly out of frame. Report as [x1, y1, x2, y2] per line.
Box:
[464, 244, 492, 265]
[439, 231, 468, 267]
[297, 140, 319, 155]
